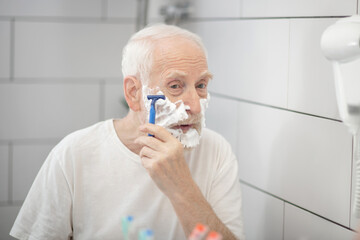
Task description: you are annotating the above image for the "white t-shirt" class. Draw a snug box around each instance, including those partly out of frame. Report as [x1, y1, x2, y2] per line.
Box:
[10, 119, 244, 240]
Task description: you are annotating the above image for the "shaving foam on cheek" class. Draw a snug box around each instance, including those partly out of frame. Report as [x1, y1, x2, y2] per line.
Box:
[175, 93, 210, 148]
[200, 93, 210, 129]
[142, 86, 210, 148]
[142, 86, 189, 126]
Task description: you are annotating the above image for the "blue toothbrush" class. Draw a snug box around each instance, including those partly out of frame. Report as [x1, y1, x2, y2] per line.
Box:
[121, 215, 134, 240]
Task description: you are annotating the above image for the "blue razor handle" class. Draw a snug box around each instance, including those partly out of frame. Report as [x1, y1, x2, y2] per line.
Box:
[149, 104, 156, 124]
[147, 95, 165, 137]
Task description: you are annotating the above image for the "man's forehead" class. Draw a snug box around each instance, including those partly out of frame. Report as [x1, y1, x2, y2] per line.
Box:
[165, 70, 213, 79]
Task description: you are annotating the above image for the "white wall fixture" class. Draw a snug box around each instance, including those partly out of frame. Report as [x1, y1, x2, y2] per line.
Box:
[321, 15, 360, 217]
[159, 0, 191, 25]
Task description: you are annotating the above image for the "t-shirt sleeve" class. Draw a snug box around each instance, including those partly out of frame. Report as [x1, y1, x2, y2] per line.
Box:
[209, 138, 245, 240]
[10, 148, 73, 240]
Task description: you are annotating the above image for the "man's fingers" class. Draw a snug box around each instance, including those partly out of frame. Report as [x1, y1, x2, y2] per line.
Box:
[135, 135, 165, 152]
[139, 147, 157, 169]
[138, 123, 172, 142]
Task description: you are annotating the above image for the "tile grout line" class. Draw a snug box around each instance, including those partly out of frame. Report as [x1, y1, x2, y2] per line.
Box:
[349, 135, 355, 227]
[0, 200, 23, 207]
[286, 19, 291, 109]
[0, 16, 135, 24]
[2, 77, 122, 84]
[0, 15, 349, 24]
[282, 201, 286, 240]
[101, 0, 108, 21]
[235, 102, 240, 160]
[240, 179, 357, 232]
[8, 142, 13, 204]
[99, 80, 106, 121]
[184, 15, 350, 23]
[10, 17, 15, 82]
[210, 91, 342, 123]
[1, 138, 61, 145]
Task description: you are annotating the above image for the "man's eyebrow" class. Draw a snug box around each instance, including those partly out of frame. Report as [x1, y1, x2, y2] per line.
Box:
[165, 70, 187, 79]
[200, 70, 213, 80]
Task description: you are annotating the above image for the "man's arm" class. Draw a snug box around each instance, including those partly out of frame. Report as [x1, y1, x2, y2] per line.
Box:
[169, 177, 237, 239]
[135, 123, 238, 239]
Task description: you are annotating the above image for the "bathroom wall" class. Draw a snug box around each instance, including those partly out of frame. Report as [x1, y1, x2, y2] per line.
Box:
[0, 0, 359, 239]
[0, 1, 135, 238]
[179, 0, 359, 239]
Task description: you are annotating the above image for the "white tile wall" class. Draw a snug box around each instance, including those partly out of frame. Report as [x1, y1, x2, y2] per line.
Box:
[184, 20, 289, 108]
[149, 0, 241, 20]
[205, 95, 238, 151]
[104, 82, 129, 120]
[12, 144, 55, 201]
[148, 0, 167, 21]
[0, 206, 21, 240]
[288, 18, 340, 120]
[14, 22, 134, 78]
[241, 0, 357, 17]
[0, 21, 10, 79]
[0, 145, 9, 202]
[0, 83, 100, 140]
[241, 184, 284, 240]
[237, 101, 353, 226]
[0, 0, 358, 238]
[0, 0, 102, 18]
[191, 0, 241, 18]
[284, 203, 356, 239]
[106, 0, 137, 19]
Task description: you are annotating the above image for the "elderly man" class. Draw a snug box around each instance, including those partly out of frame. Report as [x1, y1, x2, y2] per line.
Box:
[10, 24, 244, 240]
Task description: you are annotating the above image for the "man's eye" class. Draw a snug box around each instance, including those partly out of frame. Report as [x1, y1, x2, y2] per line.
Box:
[197, 83, 206, 89]
[170, 84, 181, 89]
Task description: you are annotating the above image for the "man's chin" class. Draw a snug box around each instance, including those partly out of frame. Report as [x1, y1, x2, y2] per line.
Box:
[167, 126, 202, 148]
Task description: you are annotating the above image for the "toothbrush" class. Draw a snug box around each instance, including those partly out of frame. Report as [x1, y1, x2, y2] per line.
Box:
[205, 231, 222, 240]
[121, 215, 134, 240]
[138, 229, 154, 240]
[188, 223, 209, 240]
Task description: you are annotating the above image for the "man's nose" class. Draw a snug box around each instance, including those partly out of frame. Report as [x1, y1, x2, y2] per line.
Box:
[183, 89, 202, 115]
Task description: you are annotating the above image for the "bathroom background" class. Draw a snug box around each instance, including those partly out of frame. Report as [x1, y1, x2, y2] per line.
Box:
[0, 0, 359, 239]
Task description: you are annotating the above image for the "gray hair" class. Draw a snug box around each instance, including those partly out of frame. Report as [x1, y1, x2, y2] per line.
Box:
[121, 24, 208, 85]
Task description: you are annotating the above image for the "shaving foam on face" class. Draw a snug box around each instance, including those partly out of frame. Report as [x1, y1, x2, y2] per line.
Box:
[142, 86, 210, 148]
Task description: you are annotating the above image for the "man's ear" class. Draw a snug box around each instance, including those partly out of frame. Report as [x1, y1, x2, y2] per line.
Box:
[123, 76, 142, 111]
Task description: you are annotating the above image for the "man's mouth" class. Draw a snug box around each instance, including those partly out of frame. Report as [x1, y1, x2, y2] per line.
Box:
[173, 124, 193, 133]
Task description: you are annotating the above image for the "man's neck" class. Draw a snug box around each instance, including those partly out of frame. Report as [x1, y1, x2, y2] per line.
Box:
[113, 113, 143, 155]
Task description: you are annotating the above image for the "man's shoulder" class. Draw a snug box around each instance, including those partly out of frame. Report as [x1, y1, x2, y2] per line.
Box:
[201, 128, 228, 145]
[55, 119, 113, 152]
[199, 128, 233, 153]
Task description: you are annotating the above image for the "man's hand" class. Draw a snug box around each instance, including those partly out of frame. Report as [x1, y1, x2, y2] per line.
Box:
[135, 123, 194, 199]
[135, 123, 238, 240]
